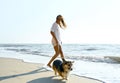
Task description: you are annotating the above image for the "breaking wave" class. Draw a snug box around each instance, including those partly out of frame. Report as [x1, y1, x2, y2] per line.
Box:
[5, 48, 120, 64]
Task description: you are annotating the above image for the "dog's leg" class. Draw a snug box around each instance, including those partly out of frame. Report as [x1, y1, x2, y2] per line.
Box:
[58, 71, 63, 77]
[52, 66, 57, 76]
[54, 69, 57, 76]
[65, 75, 68, 80]
[60, 73, 67, 80]
[63, 72, 68, 80]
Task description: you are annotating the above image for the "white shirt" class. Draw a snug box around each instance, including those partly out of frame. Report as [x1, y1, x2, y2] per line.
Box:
[51, 22, 62, 46]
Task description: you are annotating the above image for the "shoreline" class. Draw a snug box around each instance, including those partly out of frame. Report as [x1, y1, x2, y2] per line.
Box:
[0, 57, 105, 83]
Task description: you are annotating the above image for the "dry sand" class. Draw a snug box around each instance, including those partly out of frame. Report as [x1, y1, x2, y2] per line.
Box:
[0, 58, 104, 83]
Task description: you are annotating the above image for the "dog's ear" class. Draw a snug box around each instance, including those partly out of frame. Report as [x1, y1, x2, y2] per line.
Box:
[62, 58, 66, 62]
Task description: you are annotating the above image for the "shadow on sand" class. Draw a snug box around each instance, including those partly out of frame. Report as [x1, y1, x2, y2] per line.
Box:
[0, 66, 67, 83]
[0, 67, 48, 81]
[27, 76, 66, 83]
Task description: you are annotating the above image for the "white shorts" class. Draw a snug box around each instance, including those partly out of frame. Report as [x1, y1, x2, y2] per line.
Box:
[51, 38, 62, 46]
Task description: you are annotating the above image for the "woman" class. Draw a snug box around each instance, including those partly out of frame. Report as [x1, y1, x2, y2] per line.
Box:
[47, 15, 67, 68]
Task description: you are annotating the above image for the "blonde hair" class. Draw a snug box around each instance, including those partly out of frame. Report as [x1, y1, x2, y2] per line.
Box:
[56, 15, 67, 29]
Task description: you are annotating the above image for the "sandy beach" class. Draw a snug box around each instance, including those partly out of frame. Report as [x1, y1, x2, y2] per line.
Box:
[0, 58, 104, 83]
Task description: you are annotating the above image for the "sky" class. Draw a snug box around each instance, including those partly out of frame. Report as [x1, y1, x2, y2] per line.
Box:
[0, 0, 120, 44]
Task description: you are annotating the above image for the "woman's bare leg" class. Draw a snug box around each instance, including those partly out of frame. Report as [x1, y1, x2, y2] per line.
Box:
[47, 45, 60, 68]
[59, 45, 65, 59]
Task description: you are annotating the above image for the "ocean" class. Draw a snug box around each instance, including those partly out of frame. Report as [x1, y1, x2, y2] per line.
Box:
[0, 44, 120, 83]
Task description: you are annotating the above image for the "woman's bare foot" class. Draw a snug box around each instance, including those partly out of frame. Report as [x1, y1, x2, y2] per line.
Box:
[47, 64, 52, 68]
